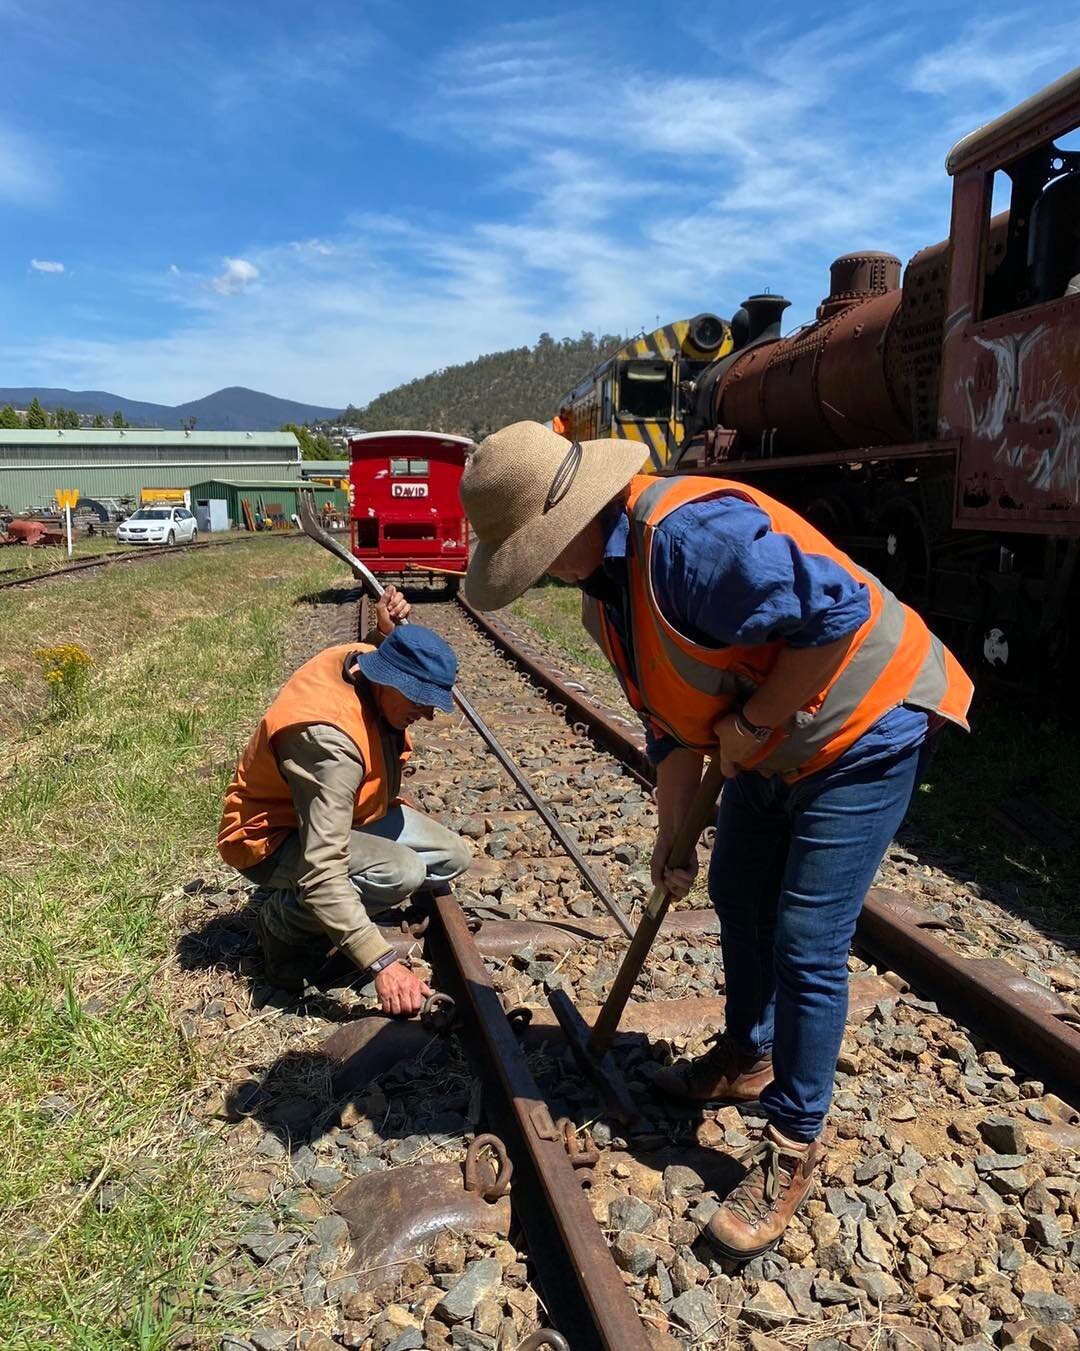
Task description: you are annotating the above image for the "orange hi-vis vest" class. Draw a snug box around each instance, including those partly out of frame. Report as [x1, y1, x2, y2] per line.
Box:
[582, 475, 973, 781]
[217, 643, 412, 871]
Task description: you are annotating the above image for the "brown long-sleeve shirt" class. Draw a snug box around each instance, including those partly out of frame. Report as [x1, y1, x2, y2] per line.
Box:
[273, 721, 399, 971]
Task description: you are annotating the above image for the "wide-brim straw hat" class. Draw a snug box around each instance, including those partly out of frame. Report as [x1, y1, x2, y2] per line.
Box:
[460, 421, 646, 610]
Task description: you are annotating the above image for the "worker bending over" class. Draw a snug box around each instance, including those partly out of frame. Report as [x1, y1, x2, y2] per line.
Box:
[460, 422, 972, 1259]
[218, 588, 470, 1016]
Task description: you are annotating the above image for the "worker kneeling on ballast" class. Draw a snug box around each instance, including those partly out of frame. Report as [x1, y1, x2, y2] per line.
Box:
[217, 588, 471, 1016]
[460, 422, 973, 1260]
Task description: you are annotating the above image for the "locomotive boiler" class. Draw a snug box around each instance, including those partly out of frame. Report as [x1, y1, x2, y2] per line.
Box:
[676, 68, 1080, 690]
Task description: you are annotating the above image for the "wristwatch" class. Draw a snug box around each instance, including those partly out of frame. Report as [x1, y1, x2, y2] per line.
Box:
[733, 708, 773, 743]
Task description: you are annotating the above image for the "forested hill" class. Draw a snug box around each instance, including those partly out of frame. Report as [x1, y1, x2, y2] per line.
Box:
[354, 332, 623, 439]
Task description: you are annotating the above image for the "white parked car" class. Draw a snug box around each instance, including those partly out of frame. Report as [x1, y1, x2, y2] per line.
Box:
[116, 506, 198, 546]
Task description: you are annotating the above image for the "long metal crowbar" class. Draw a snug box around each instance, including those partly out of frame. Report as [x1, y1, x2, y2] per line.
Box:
[548, 754, 727, 1121]
[297, 491, 634, 939]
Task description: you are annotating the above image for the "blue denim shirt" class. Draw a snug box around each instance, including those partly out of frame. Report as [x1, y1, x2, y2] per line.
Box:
[582, 495, 929, 770]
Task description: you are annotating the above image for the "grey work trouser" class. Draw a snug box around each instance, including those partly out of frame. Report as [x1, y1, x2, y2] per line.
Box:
[248, 805, 471, 950]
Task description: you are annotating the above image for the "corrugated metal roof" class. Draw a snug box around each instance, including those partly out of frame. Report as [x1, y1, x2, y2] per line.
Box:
[299, 460, 349, 475]
[0, 430, 299, 449]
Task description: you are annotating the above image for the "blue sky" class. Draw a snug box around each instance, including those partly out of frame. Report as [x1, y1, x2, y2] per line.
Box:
[2, 0, 1079, 408]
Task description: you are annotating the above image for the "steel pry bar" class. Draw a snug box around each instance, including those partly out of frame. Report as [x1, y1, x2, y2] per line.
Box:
[298, 492, 635, 940]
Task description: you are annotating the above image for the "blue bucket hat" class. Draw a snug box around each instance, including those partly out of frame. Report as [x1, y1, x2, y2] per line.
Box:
[356, 625, 457, 713]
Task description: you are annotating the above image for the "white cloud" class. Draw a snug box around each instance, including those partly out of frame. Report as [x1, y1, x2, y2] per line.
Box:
[908, 18, 1075, 99]
[0, 125, 53, 204]
[30, 258, 64, 273]
[211, 257, 259, 295]
[290, 238, 336, 257]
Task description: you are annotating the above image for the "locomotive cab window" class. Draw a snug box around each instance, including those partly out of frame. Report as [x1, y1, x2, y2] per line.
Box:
[617, 361, 673, 419]
[981, 128, 1080, 320]
[389, 458, 429, 475]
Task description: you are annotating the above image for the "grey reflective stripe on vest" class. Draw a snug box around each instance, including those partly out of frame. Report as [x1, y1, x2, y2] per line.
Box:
[907, 632, 950, 709]
[756, 579, 908, 773]
[626, 482, 957, 772]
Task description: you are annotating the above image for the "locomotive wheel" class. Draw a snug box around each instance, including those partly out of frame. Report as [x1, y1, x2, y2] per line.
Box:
[878, 498, 930, 607]
[804, 495, 854, 548]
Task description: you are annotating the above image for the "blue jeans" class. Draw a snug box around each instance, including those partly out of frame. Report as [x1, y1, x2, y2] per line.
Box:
[708, 738, 933, 1141]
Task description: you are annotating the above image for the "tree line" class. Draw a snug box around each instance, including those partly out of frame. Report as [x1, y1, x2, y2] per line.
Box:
[325, 331, 625, 445]
[0, 398, 128, 429]
[278, 422, 338, 460]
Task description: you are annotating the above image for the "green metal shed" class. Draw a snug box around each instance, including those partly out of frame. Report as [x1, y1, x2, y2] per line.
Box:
[188, 478, 346, 528]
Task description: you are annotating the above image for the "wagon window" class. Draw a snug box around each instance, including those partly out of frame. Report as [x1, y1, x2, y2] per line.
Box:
[389, 457, 430, 475]
[408, 458, 429, 475]
[389, 458, 409, 475]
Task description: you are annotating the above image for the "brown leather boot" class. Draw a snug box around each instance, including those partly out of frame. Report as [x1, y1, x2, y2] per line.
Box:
[705, 1123, 823, 1259]
[651, 1031, 774, 1104]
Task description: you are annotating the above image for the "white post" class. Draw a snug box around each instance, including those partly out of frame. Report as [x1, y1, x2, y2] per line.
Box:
[65, 504, 73, 558]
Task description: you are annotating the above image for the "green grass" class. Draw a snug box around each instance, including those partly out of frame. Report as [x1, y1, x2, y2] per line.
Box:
[0, 535, 136, 577]
[510, 582, 609, 674]
[0, 537, 340, 1348]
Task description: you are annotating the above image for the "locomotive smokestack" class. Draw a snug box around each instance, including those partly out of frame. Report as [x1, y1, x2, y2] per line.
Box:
[742, 294, 791, 343]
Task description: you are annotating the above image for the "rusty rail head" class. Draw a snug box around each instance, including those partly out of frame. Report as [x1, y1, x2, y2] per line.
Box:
[455, 592, 654, 786]
[424, 892, 652, 1351]
[861, 890, 1080, 1102]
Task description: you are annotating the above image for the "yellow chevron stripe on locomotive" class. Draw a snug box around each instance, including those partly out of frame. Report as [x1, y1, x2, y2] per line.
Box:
[553, 313, 731, 469]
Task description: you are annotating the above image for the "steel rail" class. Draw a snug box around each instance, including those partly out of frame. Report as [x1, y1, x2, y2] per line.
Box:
[455, 594, 1080, 1102]
[457, 591, 653, 786]
[858, 893, 1080, 1098]
[423, 892, 652, 1351]
[297, 494, 634, 939]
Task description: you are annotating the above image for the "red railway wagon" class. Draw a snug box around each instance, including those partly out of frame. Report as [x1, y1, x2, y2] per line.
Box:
[348, 430, 472, 583]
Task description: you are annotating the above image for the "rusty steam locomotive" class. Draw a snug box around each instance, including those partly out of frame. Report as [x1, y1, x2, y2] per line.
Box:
[673, 68, 1080, 690]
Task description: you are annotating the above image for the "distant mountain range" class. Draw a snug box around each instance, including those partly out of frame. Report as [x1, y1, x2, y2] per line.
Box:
[0, 385, 341, 431]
